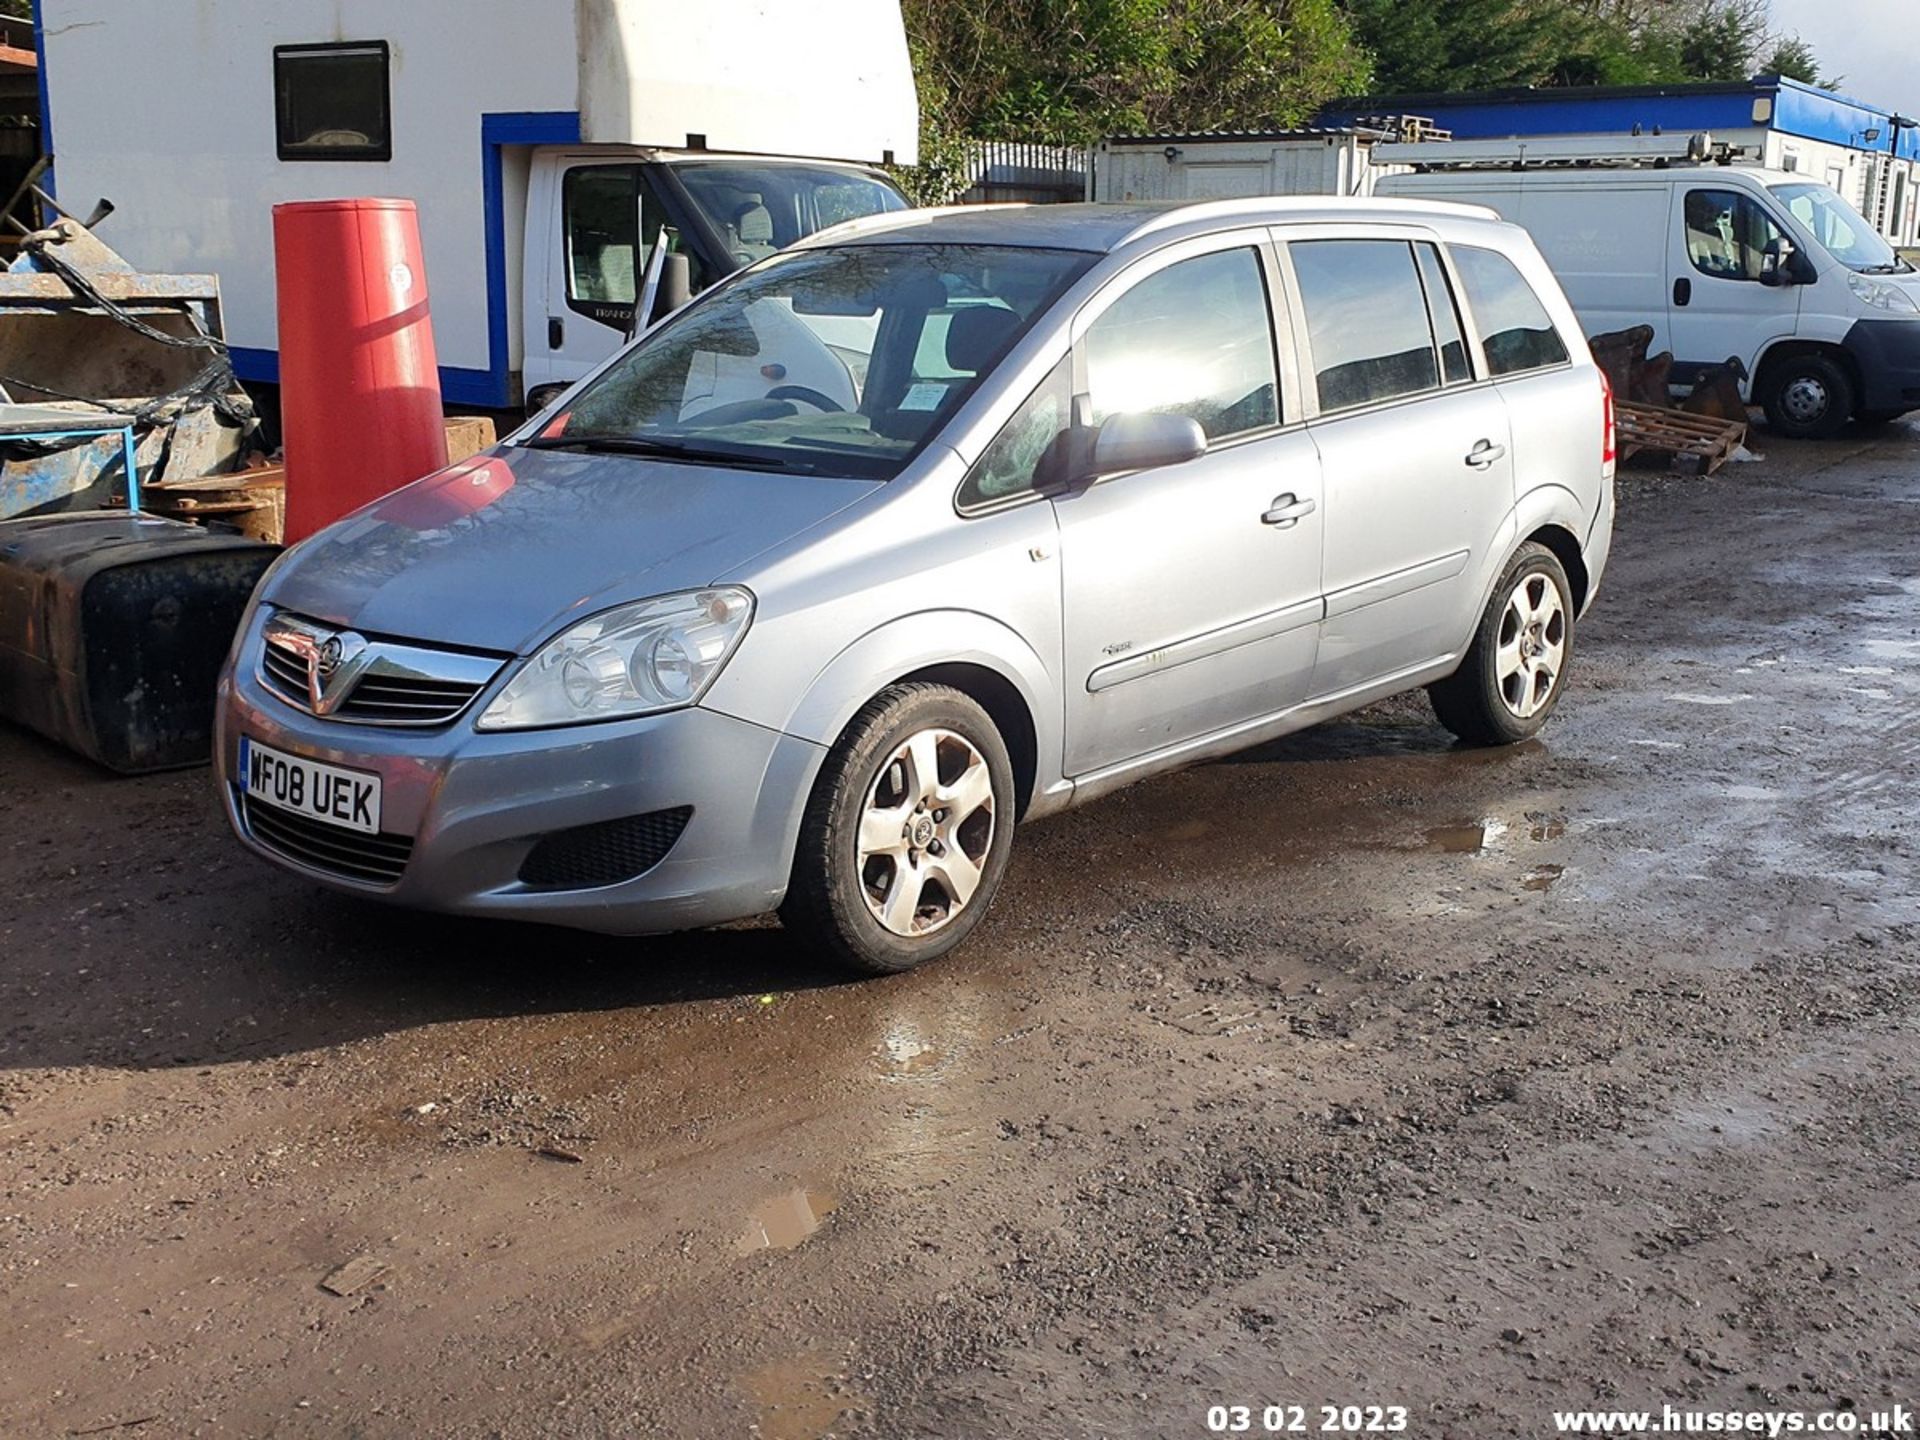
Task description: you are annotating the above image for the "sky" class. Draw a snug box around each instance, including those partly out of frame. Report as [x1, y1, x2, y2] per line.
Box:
[1769, 0, 1920, 112]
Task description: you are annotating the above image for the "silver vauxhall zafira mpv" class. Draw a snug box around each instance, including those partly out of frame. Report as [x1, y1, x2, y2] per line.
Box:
[217, 198, 1616, 973]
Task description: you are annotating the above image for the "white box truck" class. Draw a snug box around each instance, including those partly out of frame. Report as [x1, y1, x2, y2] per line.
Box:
[1374, 137, 1920, 437]
[36, 0, 919, 410]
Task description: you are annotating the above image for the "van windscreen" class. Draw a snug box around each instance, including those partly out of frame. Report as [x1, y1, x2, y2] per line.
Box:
[1771, 183, 1908, 274]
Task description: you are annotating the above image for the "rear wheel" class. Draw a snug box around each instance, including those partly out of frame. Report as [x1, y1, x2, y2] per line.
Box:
[781, 682, 1015, 975]
[1428, 543, 1574, 747]
[1760, 353, 1855, 440]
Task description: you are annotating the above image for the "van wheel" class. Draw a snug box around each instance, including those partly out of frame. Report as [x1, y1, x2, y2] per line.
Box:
[1428, 543, 1574, 747]
[781, 682, 1015, 975]
[1760, 353, 1855, 440]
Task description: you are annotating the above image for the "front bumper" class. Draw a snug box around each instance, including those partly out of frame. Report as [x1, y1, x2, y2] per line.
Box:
[1844, 319, 1920, 415]
[214, 629, 826, 936]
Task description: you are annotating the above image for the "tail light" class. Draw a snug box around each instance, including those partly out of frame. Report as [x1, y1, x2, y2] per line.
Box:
[1600, 369, 1617, 476]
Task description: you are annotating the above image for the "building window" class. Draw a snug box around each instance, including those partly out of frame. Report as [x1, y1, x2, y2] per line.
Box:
[274, 42, 391, 162]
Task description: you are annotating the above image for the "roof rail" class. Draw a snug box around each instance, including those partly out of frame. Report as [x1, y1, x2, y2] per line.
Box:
[1374, 131, 1747, 171]
[1116, 194, 1497, 246]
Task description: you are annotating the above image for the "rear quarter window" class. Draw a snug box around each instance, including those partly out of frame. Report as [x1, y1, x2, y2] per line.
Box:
[1451, 245, 1571, 378]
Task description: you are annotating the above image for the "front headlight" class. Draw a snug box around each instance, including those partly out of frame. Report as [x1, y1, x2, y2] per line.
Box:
[1848, 272, 1920, 314]
[476, 588, 754, 731]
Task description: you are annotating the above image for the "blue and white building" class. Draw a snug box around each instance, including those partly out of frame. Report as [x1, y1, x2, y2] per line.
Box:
[1322, 77, 1920, 244]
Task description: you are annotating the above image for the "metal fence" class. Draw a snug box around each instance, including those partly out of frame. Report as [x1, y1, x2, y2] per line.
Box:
[959, 141, 1090, 205]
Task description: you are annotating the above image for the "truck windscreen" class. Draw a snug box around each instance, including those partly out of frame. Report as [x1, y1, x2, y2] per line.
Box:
[674, 162, 909, 270]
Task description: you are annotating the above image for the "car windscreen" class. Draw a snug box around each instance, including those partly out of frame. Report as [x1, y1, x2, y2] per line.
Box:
[545, 243, 1096, 481]
[673, 161, 908, 268]
[1771, 182, 1909, 274]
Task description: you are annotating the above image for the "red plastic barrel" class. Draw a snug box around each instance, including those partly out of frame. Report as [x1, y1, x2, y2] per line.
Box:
[274, 198, 448, 544]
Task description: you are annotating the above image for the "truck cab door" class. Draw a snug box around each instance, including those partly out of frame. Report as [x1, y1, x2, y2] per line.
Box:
[1668, 184, 1803, 381]
[532, 156, 707, 391]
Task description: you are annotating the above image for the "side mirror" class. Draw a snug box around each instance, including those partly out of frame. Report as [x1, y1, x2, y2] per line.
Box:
[1761, 236, 1799, 287]
[1088, 412, 1208, 479]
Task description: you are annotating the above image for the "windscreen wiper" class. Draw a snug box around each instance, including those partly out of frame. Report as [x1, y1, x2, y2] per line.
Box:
[519, 433, 818, 473]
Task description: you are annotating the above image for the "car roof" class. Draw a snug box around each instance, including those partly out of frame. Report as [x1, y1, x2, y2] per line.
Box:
[801, 197, 1504, 255]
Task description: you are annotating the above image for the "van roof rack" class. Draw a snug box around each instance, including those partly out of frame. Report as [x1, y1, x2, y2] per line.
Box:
[1373, 131, 1750, 171]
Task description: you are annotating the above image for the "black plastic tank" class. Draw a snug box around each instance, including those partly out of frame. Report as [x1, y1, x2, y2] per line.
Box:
[0, 513, 279, 772]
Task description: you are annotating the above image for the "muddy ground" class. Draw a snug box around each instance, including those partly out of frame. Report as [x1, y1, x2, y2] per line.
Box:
[4, 425, 1920, 1440]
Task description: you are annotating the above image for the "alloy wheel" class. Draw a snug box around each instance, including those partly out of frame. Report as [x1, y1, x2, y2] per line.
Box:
[857, 727, 996, 937]
[1496, 572, 1567, 720]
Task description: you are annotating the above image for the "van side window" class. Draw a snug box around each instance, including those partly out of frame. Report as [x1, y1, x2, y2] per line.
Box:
[958, 355, 1073, 510]
[1683, 189, 1786, 284]
[1450, 246, 1571, 377]
[1084, 248, 1280, 440]
[1415, 243, 1473, 385]
[1291, 239, 1440, 412]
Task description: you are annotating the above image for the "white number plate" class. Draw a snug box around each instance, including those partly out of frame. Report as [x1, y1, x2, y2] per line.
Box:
[239, 736, 383, 835]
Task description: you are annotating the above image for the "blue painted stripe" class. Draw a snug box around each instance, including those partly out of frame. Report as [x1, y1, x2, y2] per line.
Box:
[480, 111, 582, 409]
[30, 0, 52, 204]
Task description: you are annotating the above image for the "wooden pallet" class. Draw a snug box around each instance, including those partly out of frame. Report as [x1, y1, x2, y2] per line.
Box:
[1614, 400, 1747, 476]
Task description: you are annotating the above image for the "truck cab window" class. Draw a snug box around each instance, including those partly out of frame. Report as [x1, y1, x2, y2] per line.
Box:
[274, 42, 391, 162]
[563, 166, 700, 328]
[1684, 190, 1785, 283]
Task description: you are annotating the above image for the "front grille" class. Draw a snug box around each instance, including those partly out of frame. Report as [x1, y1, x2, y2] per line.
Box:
[260, 642, 309, 703]
[335, 674, 486, 724]
[256, 615, 502, 728]
[518, 807, 693, 890]
[242, 795, 415, 887]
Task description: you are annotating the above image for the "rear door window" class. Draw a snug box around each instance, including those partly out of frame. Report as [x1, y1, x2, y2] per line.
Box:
[1291, 240, 1441, 413]
[1449, 245, 1572, 377]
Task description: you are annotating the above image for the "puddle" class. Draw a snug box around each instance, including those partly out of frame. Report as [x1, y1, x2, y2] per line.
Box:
[743, 1356, 860, 1440]
[875, 1024, 942, 1078]
[1840, 664, 1895, 677]
[1666, 692, 1751, 706]
[1723, 784, 1780, 801]
[1522, 864, 1564, 892]
[738, 1188, 836, 1255]
[1423, 817, 1508, 854]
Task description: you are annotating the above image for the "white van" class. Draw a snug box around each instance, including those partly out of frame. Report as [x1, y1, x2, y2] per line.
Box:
[1378, 162, 1920, 437]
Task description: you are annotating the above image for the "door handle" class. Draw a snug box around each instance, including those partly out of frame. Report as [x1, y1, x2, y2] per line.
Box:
[1261, 494, 1316, 527]
[1674, 277, 1692, 307]
[547, 316, 565, 350]
[1464, 440, 1508, 469]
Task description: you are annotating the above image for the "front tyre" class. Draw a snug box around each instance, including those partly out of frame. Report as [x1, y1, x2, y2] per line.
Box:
[781, 682, 1015, 975]
[1760, 353, 1855, 440]
[1428, 542, 1575, 747]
